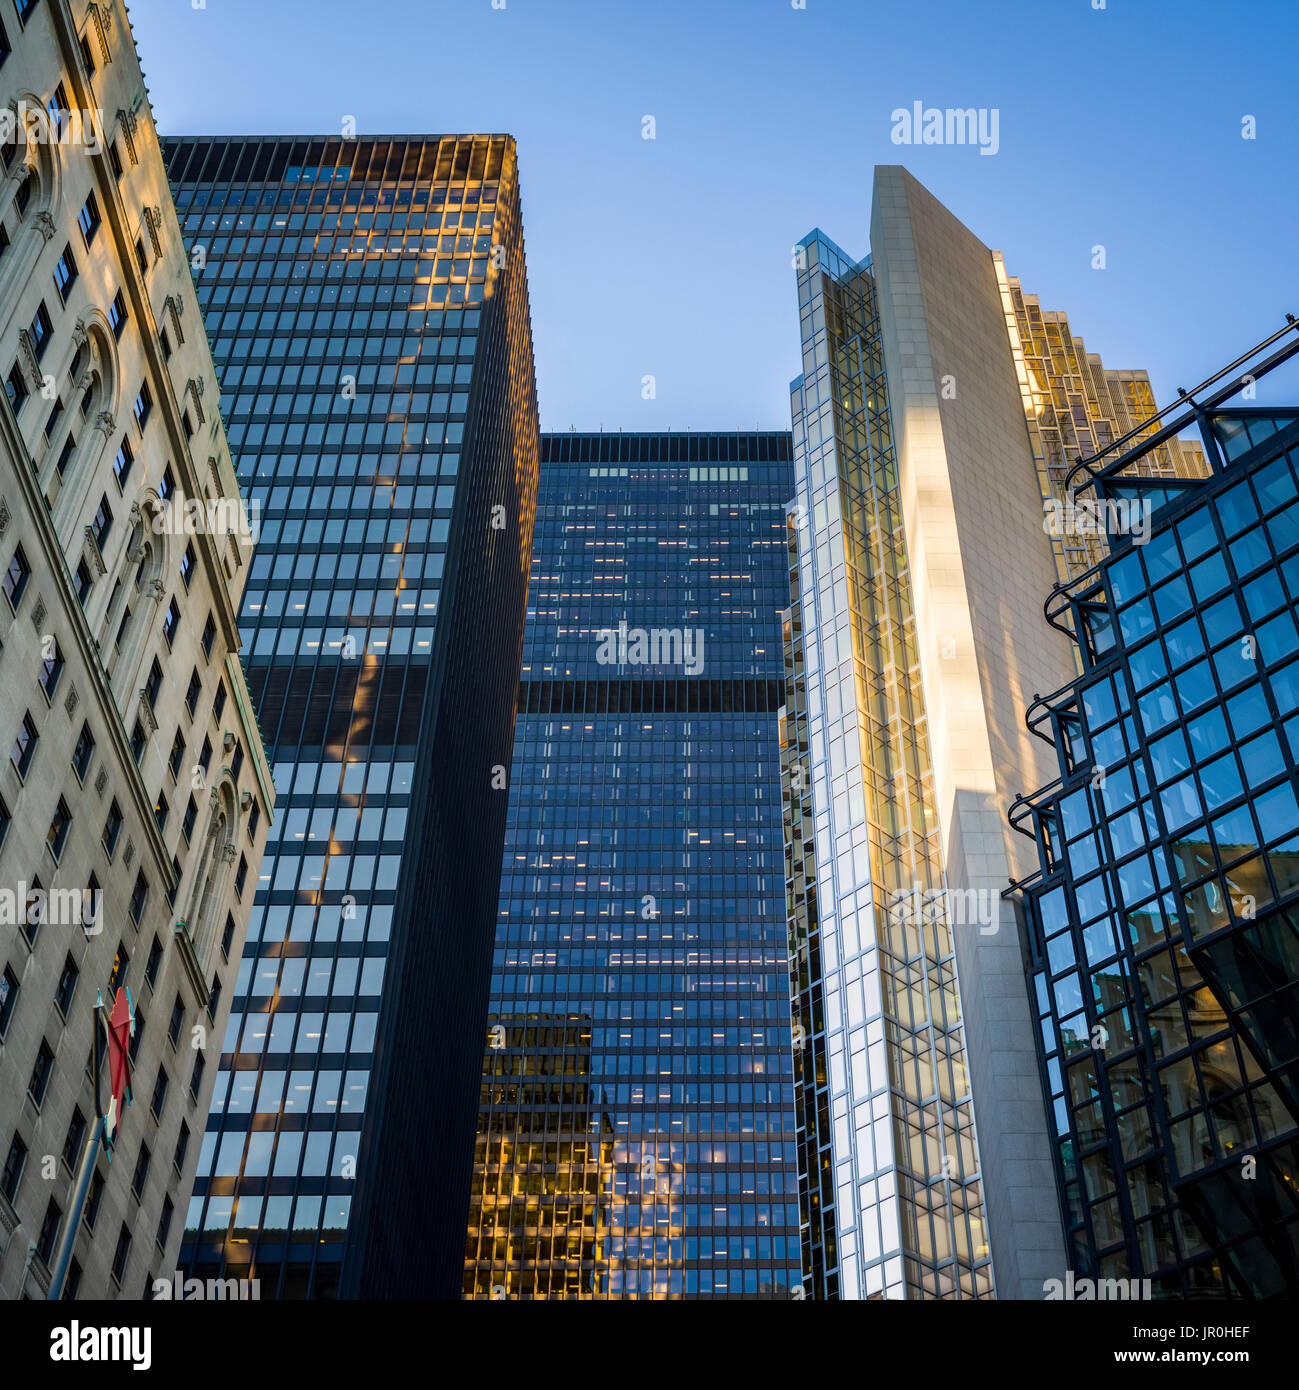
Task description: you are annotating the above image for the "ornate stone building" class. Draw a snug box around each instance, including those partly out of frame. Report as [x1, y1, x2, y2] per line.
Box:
[0, 0, 272, 1299]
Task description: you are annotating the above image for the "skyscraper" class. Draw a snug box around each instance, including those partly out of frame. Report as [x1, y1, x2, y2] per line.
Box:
[464, 431, 801, 1299]
[0, 0, 272, 1300]
[165, 135, 538, 1298]
[782, 166, 1203, 1299]
[1011, 323, 1299, 1298]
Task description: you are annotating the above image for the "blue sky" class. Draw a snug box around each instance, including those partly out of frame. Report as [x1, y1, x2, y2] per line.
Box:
[128, 0, 1299, 430]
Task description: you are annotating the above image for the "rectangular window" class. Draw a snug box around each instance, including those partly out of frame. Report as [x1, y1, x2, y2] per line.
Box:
[42, 394, 62, 441]
[61, 1108, 86, 1170]
[92, 494, 112, 547]
[167, 995, 184, 1047]
[188, 1052, 205, 1099]
[168, 729, 184, 779]
[185, 668, 201, 714]
[162, 597, 180, 646]
[111, 1223, 131, 1284]
[235, 854, 247, 898]
[144, 935, 162, 989]
[28, 301, 51, 360]
[0, 963, 19, 1036]
[28, 1038, 54, 1104]
[78, 191, 100, 246]
[57, 432, 76, 478]
[135, 236, 147, 278]
[46, 83, 68, 140]
[108, 141, 123, 182]
[153, 793, 168, 832]
[79, 31, 95, 73]
[181, 795, 197, 842]
[72, 722, 94, 779]
[14, 1, 37, 26]
[149, 1066, 168, 1119]
[107, 943, 128, 995]
[18, 877, 37, 946]
[4, 544, 29, 608]
[11, 711, 37, 776]
[85, 1169, 104, 1230]
[108, 289, 127, 339]
[113, 437, 133, 485]
[53, 242, 77, 302]
[130, 720, 146, 761]
[145, 658, 163, 708]
[157, 1196, 174, 1249]
[180, 543, 195, 590]
[133, 381, 152, 431]
[129, 872, 147, 923]
[213, 681, 227, 720]
[202, 612, 216, 659]
[36, 1197, 61, 1264]
[102, 799, 123, 856]
[39, 639, 63, 699]
[54, 952, 78, 1015]
[1, 1134, 26, 1202]
[131, 1144, 150, 1200]
[6, 361, 28, 415]
[173, 1120, 189, 1171]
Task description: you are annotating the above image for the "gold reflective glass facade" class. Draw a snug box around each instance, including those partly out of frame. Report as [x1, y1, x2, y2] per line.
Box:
[994, 256, 1208, 583]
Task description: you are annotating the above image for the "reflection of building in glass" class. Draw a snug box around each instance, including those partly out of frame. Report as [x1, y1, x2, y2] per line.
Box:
[468, 1013, 613, 1298]
[995, 265, 1206, 583]
[1012, 325, 1299, 1297]
[466, 432, 800, 1299]
[166, 135, 538, 1298]
[782, 167, 1207, 1300]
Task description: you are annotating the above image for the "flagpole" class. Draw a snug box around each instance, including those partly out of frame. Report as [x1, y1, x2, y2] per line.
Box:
[46, 996, 107, 1301]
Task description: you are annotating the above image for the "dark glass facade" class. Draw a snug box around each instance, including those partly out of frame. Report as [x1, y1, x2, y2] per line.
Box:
[164, 135, 538, 1298]
[464, 431, 802, 1298]
[1014, 394, 1299, 1298]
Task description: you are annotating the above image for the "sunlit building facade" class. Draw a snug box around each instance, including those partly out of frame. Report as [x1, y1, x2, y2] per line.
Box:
[781, 166, 1207, 1299]
[165, 134, 538, 1298]
[0, 0, 274, 1303]
[465, 431, 800, 1299]
[1012, 330, 1299, 1298]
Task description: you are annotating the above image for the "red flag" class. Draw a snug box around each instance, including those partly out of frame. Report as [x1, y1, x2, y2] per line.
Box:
[104, 987, 135, 1145]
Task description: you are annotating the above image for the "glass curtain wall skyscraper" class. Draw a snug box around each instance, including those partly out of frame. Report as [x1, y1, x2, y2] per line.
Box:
[465, 431, 801, 1299]
[164, 135, 539, 1299]
[782, 166, 1210, 1299]
[1011, 328, 1299, 1298]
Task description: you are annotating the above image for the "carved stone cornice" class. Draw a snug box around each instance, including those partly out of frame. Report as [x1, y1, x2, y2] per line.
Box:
[16, 330, 41, 390]
[144, 205, 163, 258]
[164, 295, 185, 348]
[137, 690, 159, 735]
[86, 3, 113, 64]
[115, 109, 138, 165]
[83, 524, 107, 576]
